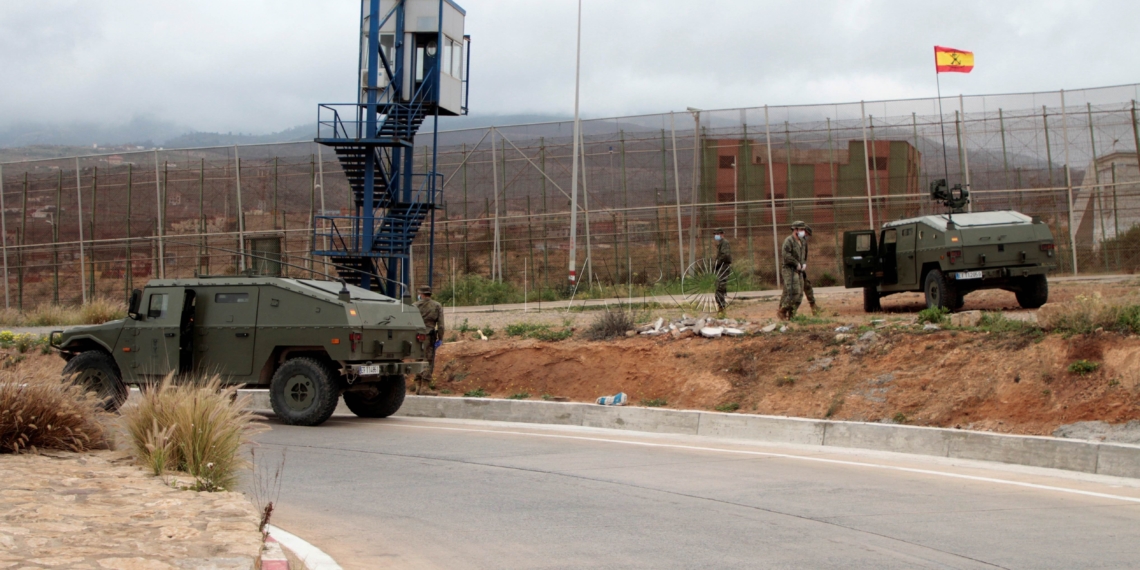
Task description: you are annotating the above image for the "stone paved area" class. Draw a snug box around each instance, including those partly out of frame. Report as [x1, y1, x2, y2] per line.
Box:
[0, 450, 261, 569]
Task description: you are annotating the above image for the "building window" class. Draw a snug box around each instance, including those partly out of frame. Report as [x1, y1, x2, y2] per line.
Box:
[867, 157, 888, 170]
[719, 156, 736, 169]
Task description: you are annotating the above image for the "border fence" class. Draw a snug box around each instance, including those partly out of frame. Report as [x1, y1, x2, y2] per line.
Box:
[2, 83, 1139, 308]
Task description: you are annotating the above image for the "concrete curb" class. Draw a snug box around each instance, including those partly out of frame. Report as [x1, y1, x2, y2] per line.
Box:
[266, 524, 342, 570]
[240, 391, 1140, 479]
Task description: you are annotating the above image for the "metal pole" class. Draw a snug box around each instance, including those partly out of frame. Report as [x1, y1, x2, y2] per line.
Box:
[490, 128, 501, 281]
[154, 150, 165, 278]
[18, 174, 27, 310]
[827, 117, 839, 274]
[580, 128, 593, 288]
[688, 111, 700, 268]
[234, 146, 246, 272]
[1131, 101, 1140, 196]
[784, 121, 793, 225]
[1042, 105, 1055, 187]
[317, 145, 328, 277]
[567, 0, 583, 286]
[1088, 103, 1107, 268]
[1060, 89, 1077, 274]
[89, 168, 97, 297]
[999, 108, 1010, 189]
[0, 165, 7, 308]
[764, 105, 781, 286]
[959, 94, 971, 212]
[860, 101, 875, 231]
[54, 171, 61, 304]
[669, 113, 684, 277]
[75, 158, 87, 303]
[125, 165, 132, 296]
[732, 159, 738, 238]
[199, 159, 205, 274]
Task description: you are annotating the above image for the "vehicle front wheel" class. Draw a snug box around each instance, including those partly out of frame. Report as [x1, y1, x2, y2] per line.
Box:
[343, 375, 406, 418]
[924, 269, 958, 311]
[1015, 274, 1049, 309]
[863, 286, 881, 313]
[269, 358, 341, 426]
[61, 350, 128, 412]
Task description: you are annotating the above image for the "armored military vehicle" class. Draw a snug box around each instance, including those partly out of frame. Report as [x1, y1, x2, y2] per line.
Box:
[842, 180, 1057, 313]
[51, 277, 429, 426]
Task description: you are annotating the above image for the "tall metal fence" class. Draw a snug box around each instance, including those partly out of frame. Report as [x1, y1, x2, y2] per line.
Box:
[2, 83, 1139, 308]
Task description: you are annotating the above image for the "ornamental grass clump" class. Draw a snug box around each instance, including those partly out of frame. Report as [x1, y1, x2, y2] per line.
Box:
[122, 375, 261, 491]
[0, 360, 108, 453]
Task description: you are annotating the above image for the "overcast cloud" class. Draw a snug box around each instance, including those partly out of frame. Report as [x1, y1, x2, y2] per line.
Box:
[1, 0, 1138, 139]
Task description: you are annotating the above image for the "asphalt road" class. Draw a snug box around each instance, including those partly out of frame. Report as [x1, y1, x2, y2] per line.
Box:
[254, 416, 1140, 569]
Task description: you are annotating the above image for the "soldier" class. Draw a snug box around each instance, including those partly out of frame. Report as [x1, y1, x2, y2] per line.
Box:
[778, 221, 808, 320]
[800, 225, 822, 316]
[713, 229, 732, 317]
[413, 285, 444, 395]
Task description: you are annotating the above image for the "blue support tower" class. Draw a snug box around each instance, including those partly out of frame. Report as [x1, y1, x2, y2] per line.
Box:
[313, 0, 469, 298]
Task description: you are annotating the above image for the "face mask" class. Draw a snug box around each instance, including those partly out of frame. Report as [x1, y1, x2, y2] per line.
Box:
[798, 231, 806, 238]
[417, 295, 423, 301]
[714, 235, 722, 241]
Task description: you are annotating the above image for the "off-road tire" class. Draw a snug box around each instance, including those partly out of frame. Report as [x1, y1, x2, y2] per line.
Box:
[61, 350, 128, 412]
[269, 357, 341, 426]
[343, 375, 406, 418]
[863, 286, 881, 313]
[1015, 274, 1049, 309]
[924, 269, 958, 311]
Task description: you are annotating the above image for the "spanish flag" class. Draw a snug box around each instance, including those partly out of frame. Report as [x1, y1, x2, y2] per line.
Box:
[934, 46, 974, 73]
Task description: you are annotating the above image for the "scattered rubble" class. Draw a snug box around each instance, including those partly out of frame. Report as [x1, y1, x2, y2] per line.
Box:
[950, 310, 983, 328]
[923, 323, 942, 331]
[635, 313, 757, 340]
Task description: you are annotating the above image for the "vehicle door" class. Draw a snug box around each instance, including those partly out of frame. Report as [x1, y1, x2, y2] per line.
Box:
[194, 287, 259, 377]
[879, 229, 899, 285]
[894, 225, 918, 287]
[134, 287, 185, 378]
[842, 230, 879, 288]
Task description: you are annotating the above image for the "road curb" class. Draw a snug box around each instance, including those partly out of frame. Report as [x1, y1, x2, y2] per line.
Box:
[240, 391, 1140, 479]
[266, 524, 342, 570]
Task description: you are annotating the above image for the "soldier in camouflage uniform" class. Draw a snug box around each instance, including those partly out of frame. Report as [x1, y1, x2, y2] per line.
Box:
[778, 221, 808, 320]
[800, 225, 821, 316]
[713, 229, 732, 317]
[413, 285, 444, 395]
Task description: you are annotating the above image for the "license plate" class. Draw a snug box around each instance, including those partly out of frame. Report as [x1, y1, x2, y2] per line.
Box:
[955, 271, 983, 280]
[359, 365, 381, 376]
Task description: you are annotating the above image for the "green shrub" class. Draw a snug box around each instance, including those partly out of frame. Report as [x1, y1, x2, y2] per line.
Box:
[121, 375, 259, 491]
[1068, 360, 1100, 376]
[891, 412, 908, 424]
[1039, 293, 1140, 335]
[917, 306, 949, 325]
[641, 398, 667, 407]
[507, 392, 530, 400]
[714, 402, 740, 413]
[463, 388, 488, 398]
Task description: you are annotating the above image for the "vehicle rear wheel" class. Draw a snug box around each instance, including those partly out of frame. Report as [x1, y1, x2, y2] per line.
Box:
[924, 269, 958, 311]
[343, 375, 406, 418]
[61, 350, 128, 412]
[1015, 274, 1049, 309]
[862, 286, 881, 313]
[269, 357, 341, 426]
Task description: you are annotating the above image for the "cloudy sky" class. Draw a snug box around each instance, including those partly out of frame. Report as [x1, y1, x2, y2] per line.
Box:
[2, 0, 1138, 137]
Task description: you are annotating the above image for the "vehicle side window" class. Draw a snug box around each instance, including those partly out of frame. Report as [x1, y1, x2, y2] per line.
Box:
[883, 229, 897, 245]
[216, 293, 249, 304]
[147, 293, 169, 319]
[856, 234, 871, 252]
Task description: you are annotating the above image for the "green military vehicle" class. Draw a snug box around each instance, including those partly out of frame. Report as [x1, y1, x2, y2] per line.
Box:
[51, 277, 429, 426]
[842, 180, 1057, 313]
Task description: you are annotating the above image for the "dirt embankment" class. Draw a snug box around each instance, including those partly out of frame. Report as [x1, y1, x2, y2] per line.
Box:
[434, 327, 1140, 436]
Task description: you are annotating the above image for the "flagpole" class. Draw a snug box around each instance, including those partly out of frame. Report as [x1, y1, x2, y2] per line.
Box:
[935, 60, 950, 182]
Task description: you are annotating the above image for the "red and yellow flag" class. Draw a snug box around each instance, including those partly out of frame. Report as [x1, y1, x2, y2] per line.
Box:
[934, 46, 974, 73]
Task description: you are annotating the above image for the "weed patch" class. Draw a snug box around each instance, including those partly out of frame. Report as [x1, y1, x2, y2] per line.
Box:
[714, 402, 740, 413]
[585, 308, 636, 341]
[1068, 359, 1100, 376]
[463, 388, 488, 398]
[917, 306, 949, 325]
[641, 398, 667, 407]
[507, 392, 530, 400]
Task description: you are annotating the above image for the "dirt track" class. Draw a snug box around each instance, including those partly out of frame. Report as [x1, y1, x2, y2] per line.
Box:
[433, 277, 1140, 436]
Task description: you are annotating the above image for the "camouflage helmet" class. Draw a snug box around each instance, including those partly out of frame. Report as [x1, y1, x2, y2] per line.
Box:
[713, 228, 725, 235]
[790, 220, 807, 229]
[417, 285, 432, 296]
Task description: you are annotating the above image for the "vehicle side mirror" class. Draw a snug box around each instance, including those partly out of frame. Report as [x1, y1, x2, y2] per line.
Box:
[127, 289, 143, 320]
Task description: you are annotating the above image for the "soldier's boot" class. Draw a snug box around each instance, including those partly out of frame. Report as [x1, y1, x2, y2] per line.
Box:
[810, 303, 822, 317]
[777, 307, 789, 321]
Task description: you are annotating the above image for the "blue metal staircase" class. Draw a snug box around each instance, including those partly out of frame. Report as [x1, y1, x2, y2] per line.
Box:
[311, 0, 468, 298]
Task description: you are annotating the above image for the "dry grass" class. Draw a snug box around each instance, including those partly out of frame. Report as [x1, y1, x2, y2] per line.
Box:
[585, 308, 637, 341]
[0, 359, 108, 453]
[121, 374, 261, 492]
[1038, 292, 1140, 335]
[0, 297, 126, 327]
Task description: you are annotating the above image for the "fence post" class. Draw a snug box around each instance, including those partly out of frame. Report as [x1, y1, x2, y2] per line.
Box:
[1060, 89, 1077, 275]
[0, 165, 8, 309]
[125, 165, 133, 297]
[19, 174, 28, 310]
[490, 128, 500, 282]
[1087, 103, 1107, 268]
[827, 117, 840, 276]
[89, 167, 97, 298]
[999, 109, 1011, 190]
[539, 138, 549, 287]
[670, 113, 685, 280]
[54, 171, 61, 305]
[154, 150, 165, 279]
[1042, 105, 1055, 187]
[234, 146, 246, 272]
[764, 105, 781, 286]
[860, 101, 875, 231]
[688, 111, 700, 269]
[75, 158, 87, 304]
[959, 94, 972, 211]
